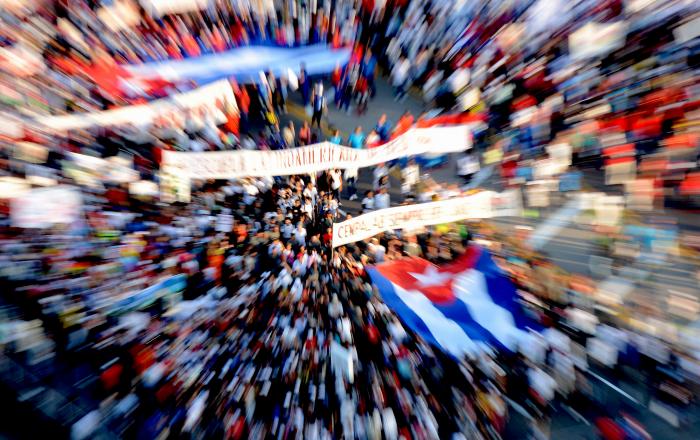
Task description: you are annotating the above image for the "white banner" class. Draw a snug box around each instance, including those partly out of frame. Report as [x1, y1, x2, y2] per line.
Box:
[34, 79, 235, 132]
[332, 189, 522, 247]
[141, 0, 210, 17]
[66, 153, 140, 184]
[10, 185, 83, 228]
[162, 125, 472, 179]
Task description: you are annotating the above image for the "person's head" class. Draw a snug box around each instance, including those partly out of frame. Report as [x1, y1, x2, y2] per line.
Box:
[288, 120, 295, 130]
[334, 129, 340, 137]
[354, 126, 362, 134]
[366, 190, 374, 198]
[378, 113, 387, 124]
[302, 121, 309, 129]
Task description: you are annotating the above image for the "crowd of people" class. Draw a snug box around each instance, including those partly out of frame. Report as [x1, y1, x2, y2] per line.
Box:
[1, 153, 511, 439]
[2, 0, 700, 439]
[1, 0, 360, 118]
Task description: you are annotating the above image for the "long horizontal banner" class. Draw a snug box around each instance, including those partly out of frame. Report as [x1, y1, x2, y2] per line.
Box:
[33, 79, 235, 132]
[161, 125, 472, 179]
[332, 190, 522, 247]
[124, 44, 352, 84]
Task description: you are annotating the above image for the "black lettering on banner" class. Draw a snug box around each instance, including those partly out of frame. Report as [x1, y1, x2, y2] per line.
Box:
[295, 150, 303, 167]
[334, 146, 343, 163]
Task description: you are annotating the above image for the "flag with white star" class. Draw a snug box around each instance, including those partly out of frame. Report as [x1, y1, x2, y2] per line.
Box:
[367, 247, 540, 357]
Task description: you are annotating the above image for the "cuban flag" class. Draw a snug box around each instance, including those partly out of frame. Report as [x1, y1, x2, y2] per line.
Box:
[367, 247, 539, 357]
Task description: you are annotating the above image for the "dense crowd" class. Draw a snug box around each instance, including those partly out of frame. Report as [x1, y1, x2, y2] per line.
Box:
[2, 1, 700, 439]
[1, 162, 510, 439]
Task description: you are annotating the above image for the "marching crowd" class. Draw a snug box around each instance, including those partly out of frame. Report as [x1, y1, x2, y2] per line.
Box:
[2, 148, 509, 439]
[2, 0, 700, 439]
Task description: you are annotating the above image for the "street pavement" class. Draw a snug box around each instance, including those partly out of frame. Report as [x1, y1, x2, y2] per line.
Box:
[281, 77, 700, 439]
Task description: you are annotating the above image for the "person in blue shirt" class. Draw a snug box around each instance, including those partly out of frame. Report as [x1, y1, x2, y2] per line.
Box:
[362, 49, 377, 97]
[311, 82, 326, 128]
[299, 64, 310, 106]
[347, 126, 365, 149]
[329, 129, 342, 145]
[375, 114, 392, 143]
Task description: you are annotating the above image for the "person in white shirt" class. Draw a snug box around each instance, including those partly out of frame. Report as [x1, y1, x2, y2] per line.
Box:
[295, 223, 307, 246]
[301, 198, 314, 220]
[241, 135, 256, 150]
[189, 135, 207, 152]
[344, 167, 358, 200]
[381, 407, 398, 440]
[528, 365, 557, 405]
[365, 130, 380, 147]
[401, 159, 420, 197]
[329, 169, 343, 200]
[303, 182, 318, 204]
[373, 164, 389, 190]
[374, 188, 390, 210]
[361, 190, 375, 212]
[328, 294, 343, 318]
[391, 56, 411, 101]
[457, 152, 480, 185]
[368, 238, 386, 262]
[184, 109, 204, 134]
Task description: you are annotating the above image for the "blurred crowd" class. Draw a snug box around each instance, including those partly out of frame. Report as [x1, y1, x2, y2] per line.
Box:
[1, 165, 509, 439]
[2, 0, 700, 439]
[1, 0, 358, 117]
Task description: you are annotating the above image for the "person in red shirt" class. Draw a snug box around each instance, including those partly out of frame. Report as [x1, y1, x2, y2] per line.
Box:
[298, 121, 311, 146]
[233, 81, 250, 126]
[322, 227, 333, 246]
[210, 27, 227, 53]
[182, 33, 200, 58]
[391, 112, 414, 139]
